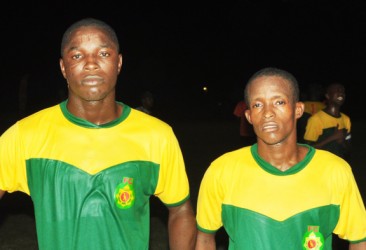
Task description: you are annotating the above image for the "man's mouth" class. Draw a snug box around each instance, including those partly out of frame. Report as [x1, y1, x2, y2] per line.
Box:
[82, 76, 103, 86]
[262, 123, 278, 132]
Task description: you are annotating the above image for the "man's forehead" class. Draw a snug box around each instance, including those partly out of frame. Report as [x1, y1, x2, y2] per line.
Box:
[252, 75, 289, 86]
[66, 28, 116, 48]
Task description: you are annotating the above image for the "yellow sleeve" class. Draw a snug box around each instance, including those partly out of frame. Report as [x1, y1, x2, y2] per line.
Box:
[154, 127, 190, 206]
[0, 123, 29, 194]
[334, 166, 366, 241]
[196, 159, 225, 232]
[304, 115, 322, 142]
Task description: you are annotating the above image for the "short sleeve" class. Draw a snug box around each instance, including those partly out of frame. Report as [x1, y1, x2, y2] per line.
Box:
[153, 128, 190, 206]
[333, 166, 366, 241]
[304, 115, 322, 142]
[0, 123, 29, 194]
[196, 160, 225, 233]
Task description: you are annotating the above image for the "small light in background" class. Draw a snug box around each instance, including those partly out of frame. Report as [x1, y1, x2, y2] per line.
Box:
[203, 86, 208, 92]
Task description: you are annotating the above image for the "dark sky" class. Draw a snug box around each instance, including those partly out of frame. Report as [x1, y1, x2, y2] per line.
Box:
[2, 0, 366, 120]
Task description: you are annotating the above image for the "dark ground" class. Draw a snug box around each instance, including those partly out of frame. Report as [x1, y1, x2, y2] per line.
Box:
[0, 119, 365, 249]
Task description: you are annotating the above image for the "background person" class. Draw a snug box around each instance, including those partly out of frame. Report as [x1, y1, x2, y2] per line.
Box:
[136, 90, 155, 115]
[233, 99, 255, 146]
[297, 83, 325, 143]
[304, 82, 351, 161]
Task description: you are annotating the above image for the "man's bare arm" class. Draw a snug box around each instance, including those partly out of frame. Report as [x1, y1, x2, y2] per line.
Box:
[167, 199, 197, 250]
[195, 231, 216, 250]
[349, 241, 366, 250]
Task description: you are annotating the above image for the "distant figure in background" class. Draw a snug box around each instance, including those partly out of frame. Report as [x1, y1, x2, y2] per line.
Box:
[233, 100, 255, 146]
[304, 82, 351, 160]
[297, 83, 325, 143]
[136, 91, 154, 115]
[303, 83, 326, 115]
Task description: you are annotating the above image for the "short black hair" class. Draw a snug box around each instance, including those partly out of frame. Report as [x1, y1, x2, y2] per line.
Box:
[60, 18, 119, 57]
[244, 67, 300, 106]
[325, 82, 344, 94]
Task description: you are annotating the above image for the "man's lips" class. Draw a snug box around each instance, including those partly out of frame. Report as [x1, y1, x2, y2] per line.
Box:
[82, 76, 103, 86]
[262, 123, 278, 132]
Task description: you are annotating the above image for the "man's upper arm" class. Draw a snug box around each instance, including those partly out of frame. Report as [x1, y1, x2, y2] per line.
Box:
[167, 200, 197, 249]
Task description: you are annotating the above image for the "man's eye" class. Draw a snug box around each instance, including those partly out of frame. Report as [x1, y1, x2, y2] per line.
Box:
[276, 100, 285, 105]
[100, 52, 110, 57]
[72, 54, 82, 59]
[253, 103, 261, 108]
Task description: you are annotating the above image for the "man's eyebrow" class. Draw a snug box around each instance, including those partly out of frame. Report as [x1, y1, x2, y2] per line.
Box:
[68, 46, 78, 51]
[99, 43, 110, 48]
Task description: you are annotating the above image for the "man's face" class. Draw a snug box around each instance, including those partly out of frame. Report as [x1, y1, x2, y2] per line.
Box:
[245, 75, 303, 145]
[326, 83, 345, 106]
[59, 26, 122, 102]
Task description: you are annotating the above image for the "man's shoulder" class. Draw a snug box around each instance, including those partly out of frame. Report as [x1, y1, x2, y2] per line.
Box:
[1, 104, 62, 137]
[340, 112, 351, 120]
[212, 146, 252, 165]
[308, 110, 327, 122]
[130, 108, 172, 132]
[313, 149, 350, 168]
[19, 104, 61, 123]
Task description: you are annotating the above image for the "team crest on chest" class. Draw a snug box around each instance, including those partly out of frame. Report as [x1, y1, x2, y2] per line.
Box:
[114, 177, 135, 209]
[302, 226, 324, 250]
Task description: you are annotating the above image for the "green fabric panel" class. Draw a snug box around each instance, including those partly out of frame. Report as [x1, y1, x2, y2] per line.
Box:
[26, 158, 159, 250]
[222, 204, 340, 250]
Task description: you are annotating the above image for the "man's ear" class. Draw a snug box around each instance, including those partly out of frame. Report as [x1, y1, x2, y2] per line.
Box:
[117, 54, 123, 74]
[59, 58, 67, 79]
[245, 109, 252, 124]
[295, 102, 305, 119]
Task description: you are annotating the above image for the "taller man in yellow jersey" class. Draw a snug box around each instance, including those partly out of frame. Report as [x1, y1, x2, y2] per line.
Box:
[0, 18, 196, 250]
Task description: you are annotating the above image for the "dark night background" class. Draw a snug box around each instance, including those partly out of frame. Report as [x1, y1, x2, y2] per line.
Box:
[0, 2, 365, 249]
[1, 0, 366, 125]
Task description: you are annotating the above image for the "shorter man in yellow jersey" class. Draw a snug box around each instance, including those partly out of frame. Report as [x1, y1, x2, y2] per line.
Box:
[195, 68, 366, 250]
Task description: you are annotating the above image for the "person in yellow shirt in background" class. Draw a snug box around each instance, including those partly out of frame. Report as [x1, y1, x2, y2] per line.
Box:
[304, 82, 351, 160]
[297, 83, 325, 143]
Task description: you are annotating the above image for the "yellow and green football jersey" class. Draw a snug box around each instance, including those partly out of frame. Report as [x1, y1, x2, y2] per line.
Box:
[196, 144, 366, 250]
[0, 101, 190, 250]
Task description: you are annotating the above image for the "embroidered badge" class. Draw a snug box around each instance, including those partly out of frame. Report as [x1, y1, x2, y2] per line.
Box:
[302, 226, 324, 250]
[114, 177, 135, 209]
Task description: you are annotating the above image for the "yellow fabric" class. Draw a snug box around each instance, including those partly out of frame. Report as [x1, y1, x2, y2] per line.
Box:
[0, 104, 189, 205]
[303, 101, 325, 115]
[304, 110, 351, 142]
[196, 146, 366, 241]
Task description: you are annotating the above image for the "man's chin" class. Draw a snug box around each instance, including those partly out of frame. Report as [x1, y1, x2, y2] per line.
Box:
[258, 137, 283, 146]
